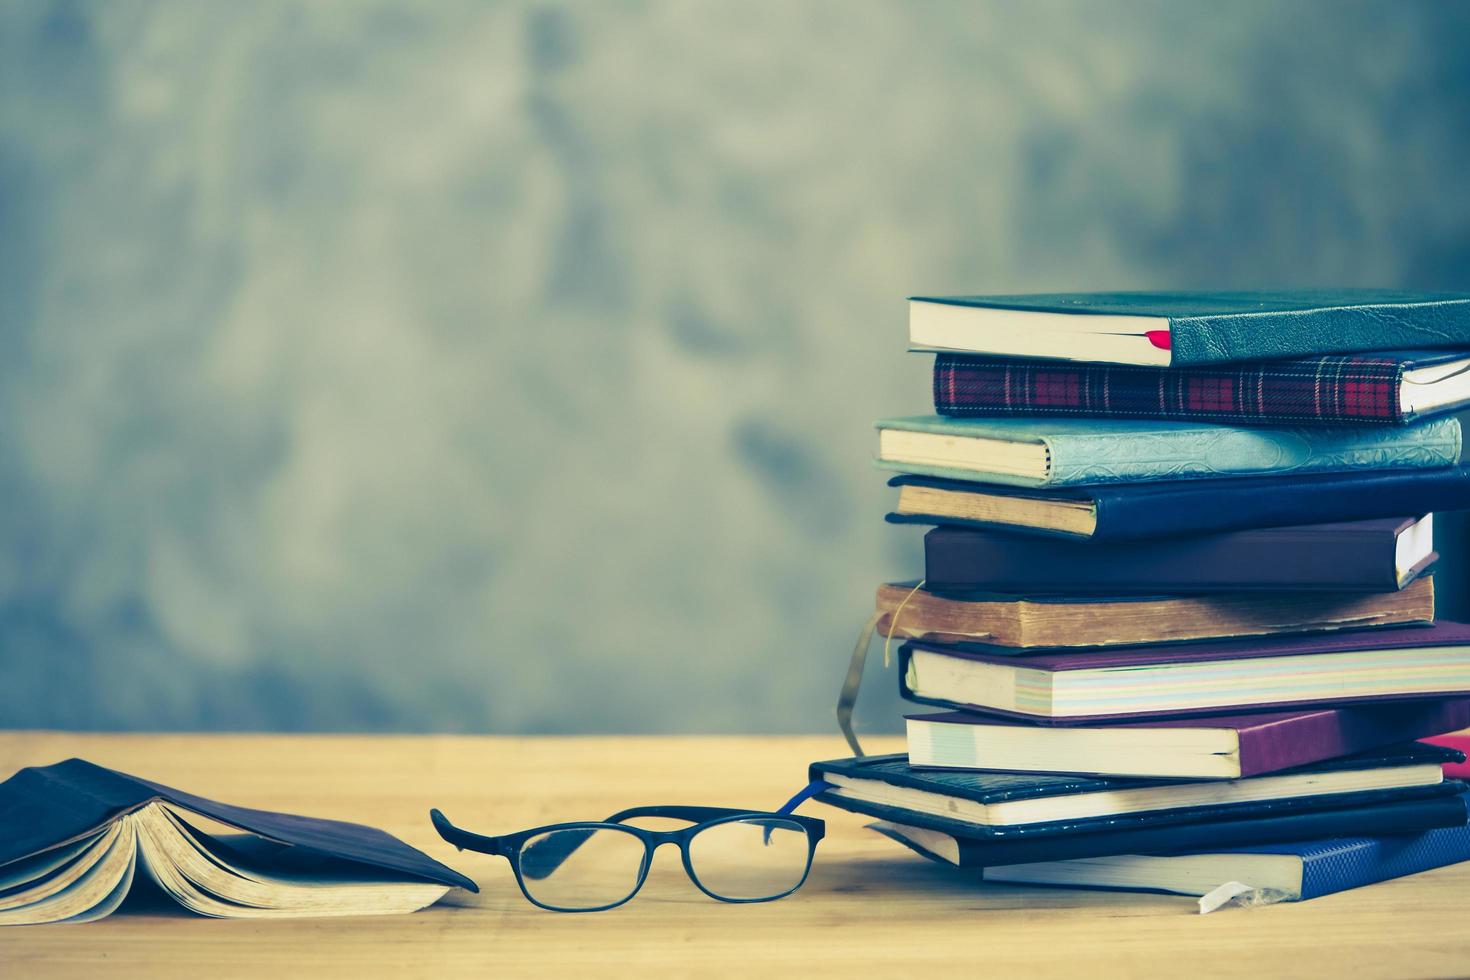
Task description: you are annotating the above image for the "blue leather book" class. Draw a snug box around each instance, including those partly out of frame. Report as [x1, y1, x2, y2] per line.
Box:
[973, 793, 1470, 901]
[909, 289, 1470, 367]
[867, 792, 1470, 869]
[875, 415, 1462, 488]
[885, 467, 1470, 541]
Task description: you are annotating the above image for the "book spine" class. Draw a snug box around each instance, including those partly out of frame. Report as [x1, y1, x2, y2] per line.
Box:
[1298, 818, 1470, 900]
[1171, 300, 1470, 366]
[1044, 417, 1460, 487]
[933, 355, 1407, 426]
[1237, 702, 1470, 778]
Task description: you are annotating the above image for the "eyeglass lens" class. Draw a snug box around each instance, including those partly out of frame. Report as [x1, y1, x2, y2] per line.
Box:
[517, 825, 646, 911]
[686, 817, 811, 901]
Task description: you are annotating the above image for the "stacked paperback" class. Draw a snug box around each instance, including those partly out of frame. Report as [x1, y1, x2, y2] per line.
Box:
[812, 290, 1470, 904]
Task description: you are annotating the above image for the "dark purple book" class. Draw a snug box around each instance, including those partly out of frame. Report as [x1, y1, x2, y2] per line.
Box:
[906, 701, 1470, 779]
[923, 516, 1436, 594]
[899, 622, 1470, 723]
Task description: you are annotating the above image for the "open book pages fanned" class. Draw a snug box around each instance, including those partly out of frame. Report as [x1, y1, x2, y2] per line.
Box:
[0, 759, 476, 926]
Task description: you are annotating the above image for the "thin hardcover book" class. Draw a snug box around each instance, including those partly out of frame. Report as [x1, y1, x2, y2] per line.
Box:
[908, 290, 1470, 367]
[932, 350, 1470, 426]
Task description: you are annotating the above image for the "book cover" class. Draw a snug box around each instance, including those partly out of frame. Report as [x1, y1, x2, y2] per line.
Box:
[972, 803, 1470, 902]
[910, 290, 1470, 367]
[808, 746, 1462, 839]
[1249, 821, 1470, 900]
[907, 700, 1470, 779]
[875, 575, 1434, 649]
[899, 621, 1470, 722]
[874, 415, 1461, 488]
[932, 350, 1470, 426]
[921, 517, 1434, 594]
[0, 758, 476, 925]
[884, 467, 1470, 541]
[867, 792, 1470, 868]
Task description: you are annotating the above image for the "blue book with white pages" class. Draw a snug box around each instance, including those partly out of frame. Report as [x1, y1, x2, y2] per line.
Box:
[973, 793, 1470, 901]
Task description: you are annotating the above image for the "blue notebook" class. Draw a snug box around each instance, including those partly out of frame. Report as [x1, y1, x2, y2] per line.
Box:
[875, 415, 1462, 488]
[975, 792, 1470, 902]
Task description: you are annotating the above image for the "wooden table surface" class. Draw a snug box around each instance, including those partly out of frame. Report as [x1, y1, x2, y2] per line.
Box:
[1, 732, 1467, 979]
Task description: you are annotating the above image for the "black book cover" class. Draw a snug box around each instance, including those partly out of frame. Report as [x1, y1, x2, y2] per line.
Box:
[0, 758, 476, 891]
[868, 791, 1470, 867]
[809, 746, 1463, 839]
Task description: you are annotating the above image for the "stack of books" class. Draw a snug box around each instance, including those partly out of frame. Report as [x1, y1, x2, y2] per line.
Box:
[812, 290, 1470, 904]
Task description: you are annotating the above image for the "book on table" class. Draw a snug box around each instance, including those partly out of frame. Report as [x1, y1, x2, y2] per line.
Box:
[966, 804, 1470, 902]
[873, 575, 1434, 650]
[907, 289, 1470, 367]
[0, 759, 475, 926]
[808, 746, 1462, 838]
[930, 349, 1470, 426]
[898, 622, 1470, 723]
[920, 516, 1435, 594]
[865, 791, 1470, 869]
[874, 415, 1461, 489]
[883, 468, 1470, 541]
[904, 700, 1470, 779]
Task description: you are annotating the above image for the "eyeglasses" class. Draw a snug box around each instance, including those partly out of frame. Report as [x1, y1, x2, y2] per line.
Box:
[430, 805, 825, 912]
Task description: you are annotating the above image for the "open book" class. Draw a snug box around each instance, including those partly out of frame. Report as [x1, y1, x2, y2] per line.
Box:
[0, 759, 476, 925]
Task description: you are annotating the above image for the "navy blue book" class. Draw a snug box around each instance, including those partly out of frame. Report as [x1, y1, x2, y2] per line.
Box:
[908, 289, 1470, 366]
[809, 746, 1462, 838]
[966, 793, 1470, 901]
[885, 467, 1470, 541]
[867, 791, 1470, 870]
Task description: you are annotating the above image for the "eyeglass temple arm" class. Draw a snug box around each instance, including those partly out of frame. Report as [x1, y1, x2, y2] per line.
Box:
[429, 808, 510, 856]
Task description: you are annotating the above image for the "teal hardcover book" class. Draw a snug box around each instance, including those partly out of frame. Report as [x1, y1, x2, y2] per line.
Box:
[875, 414, 1462, 488]
[908, 289, 1470, 366]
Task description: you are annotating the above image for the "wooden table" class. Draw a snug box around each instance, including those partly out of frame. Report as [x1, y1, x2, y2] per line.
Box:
[0, 733, 1467, 979]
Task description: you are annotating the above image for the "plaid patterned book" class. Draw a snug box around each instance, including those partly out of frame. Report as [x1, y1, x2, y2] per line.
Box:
[933, 350, 1470, 425]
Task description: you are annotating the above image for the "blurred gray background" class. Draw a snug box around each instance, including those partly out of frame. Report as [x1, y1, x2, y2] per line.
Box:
[2, 0, 1468, 732]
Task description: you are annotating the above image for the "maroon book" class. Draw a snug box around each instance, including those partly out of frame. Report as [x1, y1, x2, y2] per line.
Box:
[931, 350, 1470, 426]
[906, 702, 1470, 779]
[923, 517, 1436, 594]
[899, 622, 1470, 723]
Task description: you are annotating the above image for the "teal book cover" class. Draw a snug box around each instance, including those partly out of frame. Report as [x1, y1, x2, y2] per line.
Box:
[875, 414, 1462, 487]
[910, 290, 1470, 366]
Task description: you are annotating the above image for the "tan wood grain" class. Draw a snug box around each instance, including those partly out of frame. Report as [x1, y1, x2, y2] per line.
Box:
[0, 732, 1467, 979]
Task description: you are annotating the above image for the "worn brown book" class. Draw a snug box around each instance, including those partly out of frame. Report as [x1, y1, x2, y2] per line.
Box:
[874, 575, 1434, 650]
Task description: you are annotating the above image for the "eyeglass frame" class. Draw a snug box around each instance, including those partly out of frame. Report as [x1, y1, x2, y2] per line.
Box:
[430, 805, 826, 912]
